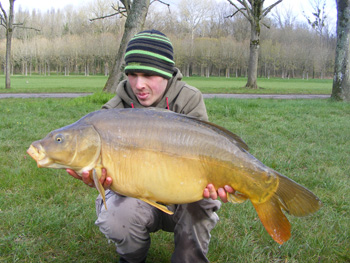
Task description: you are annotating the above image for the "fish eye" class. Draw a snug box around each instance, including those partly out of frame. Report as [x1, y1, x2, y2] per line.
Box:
[55, 134, 64, 143]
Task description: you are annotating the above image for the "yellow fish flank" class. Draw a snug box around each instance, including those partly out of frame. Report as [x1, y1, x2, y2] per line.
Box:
[27, 108, 322, 245]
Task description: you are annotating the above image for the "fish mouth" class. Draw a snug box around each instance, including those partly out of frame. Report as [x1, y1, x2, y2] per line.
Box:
[27, 144, 52, 168]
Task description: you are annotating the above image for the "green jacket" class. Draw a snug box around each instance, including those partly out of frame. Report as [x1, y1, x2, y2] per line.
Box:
[102, 68, 208, 121]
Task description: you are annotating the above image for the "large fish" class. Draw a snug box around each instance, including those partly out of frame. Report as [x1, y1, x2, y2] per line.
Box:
[27, 108, 322, 244]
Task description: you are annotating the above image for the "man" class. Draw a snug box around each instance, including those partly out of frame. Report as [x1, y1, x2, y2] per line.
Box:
[67, 30, 233, 263]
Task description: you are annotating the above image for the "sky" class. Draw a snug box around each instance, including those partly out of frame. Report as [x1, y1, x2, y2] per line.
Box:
[2, 0, 87, 12]
[1, 0, 337, 32]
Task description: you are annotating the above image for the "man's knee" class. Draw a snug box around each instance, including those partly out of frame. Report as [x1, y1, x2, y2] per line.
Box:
[95, 193, 159, 247]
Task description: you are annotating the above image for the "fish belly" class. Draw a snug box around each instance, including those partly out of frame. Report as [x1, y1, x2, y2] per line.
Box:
[104, 148, 209, 204]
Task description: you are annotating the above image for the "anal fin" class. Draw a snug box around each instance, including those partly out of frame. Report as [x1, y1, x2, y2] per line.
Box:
[92, 168, 107, 210]
[227, 191, 248, 204]
[139, 198, 174, 215]
[252, 196, 291, 245]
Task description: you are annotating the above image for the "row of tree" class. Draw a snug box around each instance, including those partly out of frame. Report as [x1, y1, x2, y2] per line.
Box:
[0, 0, 335, 79]
[0, 25, 334, 80]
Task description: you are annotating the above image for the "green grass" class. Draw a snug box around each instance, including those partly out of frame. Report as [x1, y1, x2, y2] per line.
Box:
[0, 74, 333, 94]
[1, 94, 349, 262]
[185, 76, 333, 94]
[0, 75, 107, 93]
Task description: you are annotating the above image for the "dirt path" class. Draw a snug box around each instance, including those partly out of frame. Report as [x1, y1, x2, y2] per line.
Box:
[0, 93, 93, 99]
[0, 93, 330, 99]
[202, 94, 330, 99]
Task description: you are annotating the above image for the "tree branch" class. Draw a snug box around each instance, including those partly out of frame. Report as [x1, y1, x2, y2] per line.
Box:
[242, 0, 255, 18]
[262, 21, 270, 29]
[0, 2, 7, 21]
[226, 0, 250, 21]
[111, 2, 127, 15]
[120, 0, 131, 15]
[0, 15, 6, 27]
[151, 0, 169, 7]
[14, 25, 41, 31]
[90, 0, 130, 21]
[90, 12, 121, 21]
[261, 0, 283, 19]
[225, 7, 246, 18]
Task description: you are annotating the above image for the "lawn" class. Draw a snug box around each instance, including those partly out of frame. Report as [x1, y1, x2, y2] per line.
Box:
[0, 94, 349, 262]
[0, 74, 333, 94]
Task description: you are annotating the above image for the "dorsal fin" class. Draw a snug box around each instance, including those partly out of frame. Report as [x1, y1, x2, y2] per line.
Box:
[201, 119, 249, 151]
[186, 116, 249, 152]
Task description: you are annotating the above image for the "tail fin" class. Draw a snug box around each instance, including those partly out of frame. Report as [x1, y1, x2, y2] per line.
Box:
[274, 171, 322, 217]
[252, 171, 322, 244]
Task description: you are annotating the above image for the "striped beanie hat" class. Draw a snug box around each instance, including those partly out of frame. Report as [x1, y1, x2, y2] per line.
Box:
[124, 30, 175, 79]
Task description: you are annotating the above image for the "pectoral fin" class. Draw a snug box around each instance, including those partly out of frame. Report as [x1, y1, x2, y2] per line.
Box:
[139, 198, 174, 215]
[92, 168, 107, 210]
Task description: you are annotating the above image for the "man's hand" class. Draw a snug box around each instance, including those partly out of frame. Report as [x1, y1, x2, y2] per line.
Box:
[203, 184, 235, 203]
[66, 168, 112, 190]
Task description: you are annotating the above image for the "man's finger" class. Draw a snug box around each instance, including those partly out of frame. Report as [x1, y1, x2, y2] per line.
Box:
[224, 185, 235, 193]
[203, 188, 210, 199]
[82, 171, 95, 188]
[208, 184, 218, 200]
[103, 176, 112, 190]
[99, 168, 106, 184]
[218, 187, 228, 203]
[66, 169, 81, 180]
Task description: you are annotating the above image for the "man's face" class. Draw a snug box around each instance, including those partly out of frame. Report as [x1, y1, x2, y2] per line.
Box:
[128, 72, 168, 107]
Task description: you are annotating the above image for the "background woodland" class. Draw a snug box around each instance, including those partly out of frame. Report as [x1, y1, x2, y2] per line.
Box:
[0, 0, 336, 79]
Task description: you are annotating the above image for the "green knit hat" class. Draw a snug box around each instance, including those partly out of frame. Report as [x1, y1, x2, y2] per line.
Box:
[124, 30, 175, 79]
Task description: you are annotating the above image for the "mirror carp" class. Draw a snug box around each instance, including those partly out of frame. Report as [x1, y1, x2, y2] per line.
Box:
[27, 108, 322, 244]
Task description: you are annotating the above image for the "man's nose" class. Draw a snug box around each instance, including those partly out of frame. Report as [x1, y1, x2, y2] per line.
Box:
[135, 76, 146, 89]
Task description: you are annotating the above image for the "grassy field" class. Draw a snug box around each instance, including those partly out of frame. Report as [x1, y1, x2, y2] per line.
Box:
[0, 93, 349, 262]
[0, 74, 333, 94]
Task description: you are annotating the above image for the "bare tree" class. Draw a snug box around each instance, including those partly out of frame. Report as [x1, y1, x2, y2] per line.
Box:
[0, 0, 39, 89]
[93, 0, 150, 93]
[304, 0, 328, 38]
[331, 0, 350, 101]
[178, 0, 212, 77]
[0, 0, 15, 89]
[226, 0, 282, 89]
[271, 4, 297, 29]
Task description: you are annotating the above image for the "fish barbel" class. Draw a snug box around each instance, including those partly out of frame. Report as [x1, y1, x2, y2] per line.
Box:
[27, 108, 322, 244]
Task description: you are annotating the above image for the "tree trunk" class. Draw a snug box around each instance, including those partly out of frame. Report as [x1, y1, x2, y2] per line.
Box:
[206, 66, 210, 78]
[226, 67, 230, 78]
[185, 64, 190, 77]
[103, 0, 150, 93]
[227, 0, 282, 88]
[4, 0, 15, 89]
[332, 0, 350, 101]
[104, 61, 109, 76]
[201, 64, 204, 77]
[245, 13, 260, 88]
[246, 47, 259, 87]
